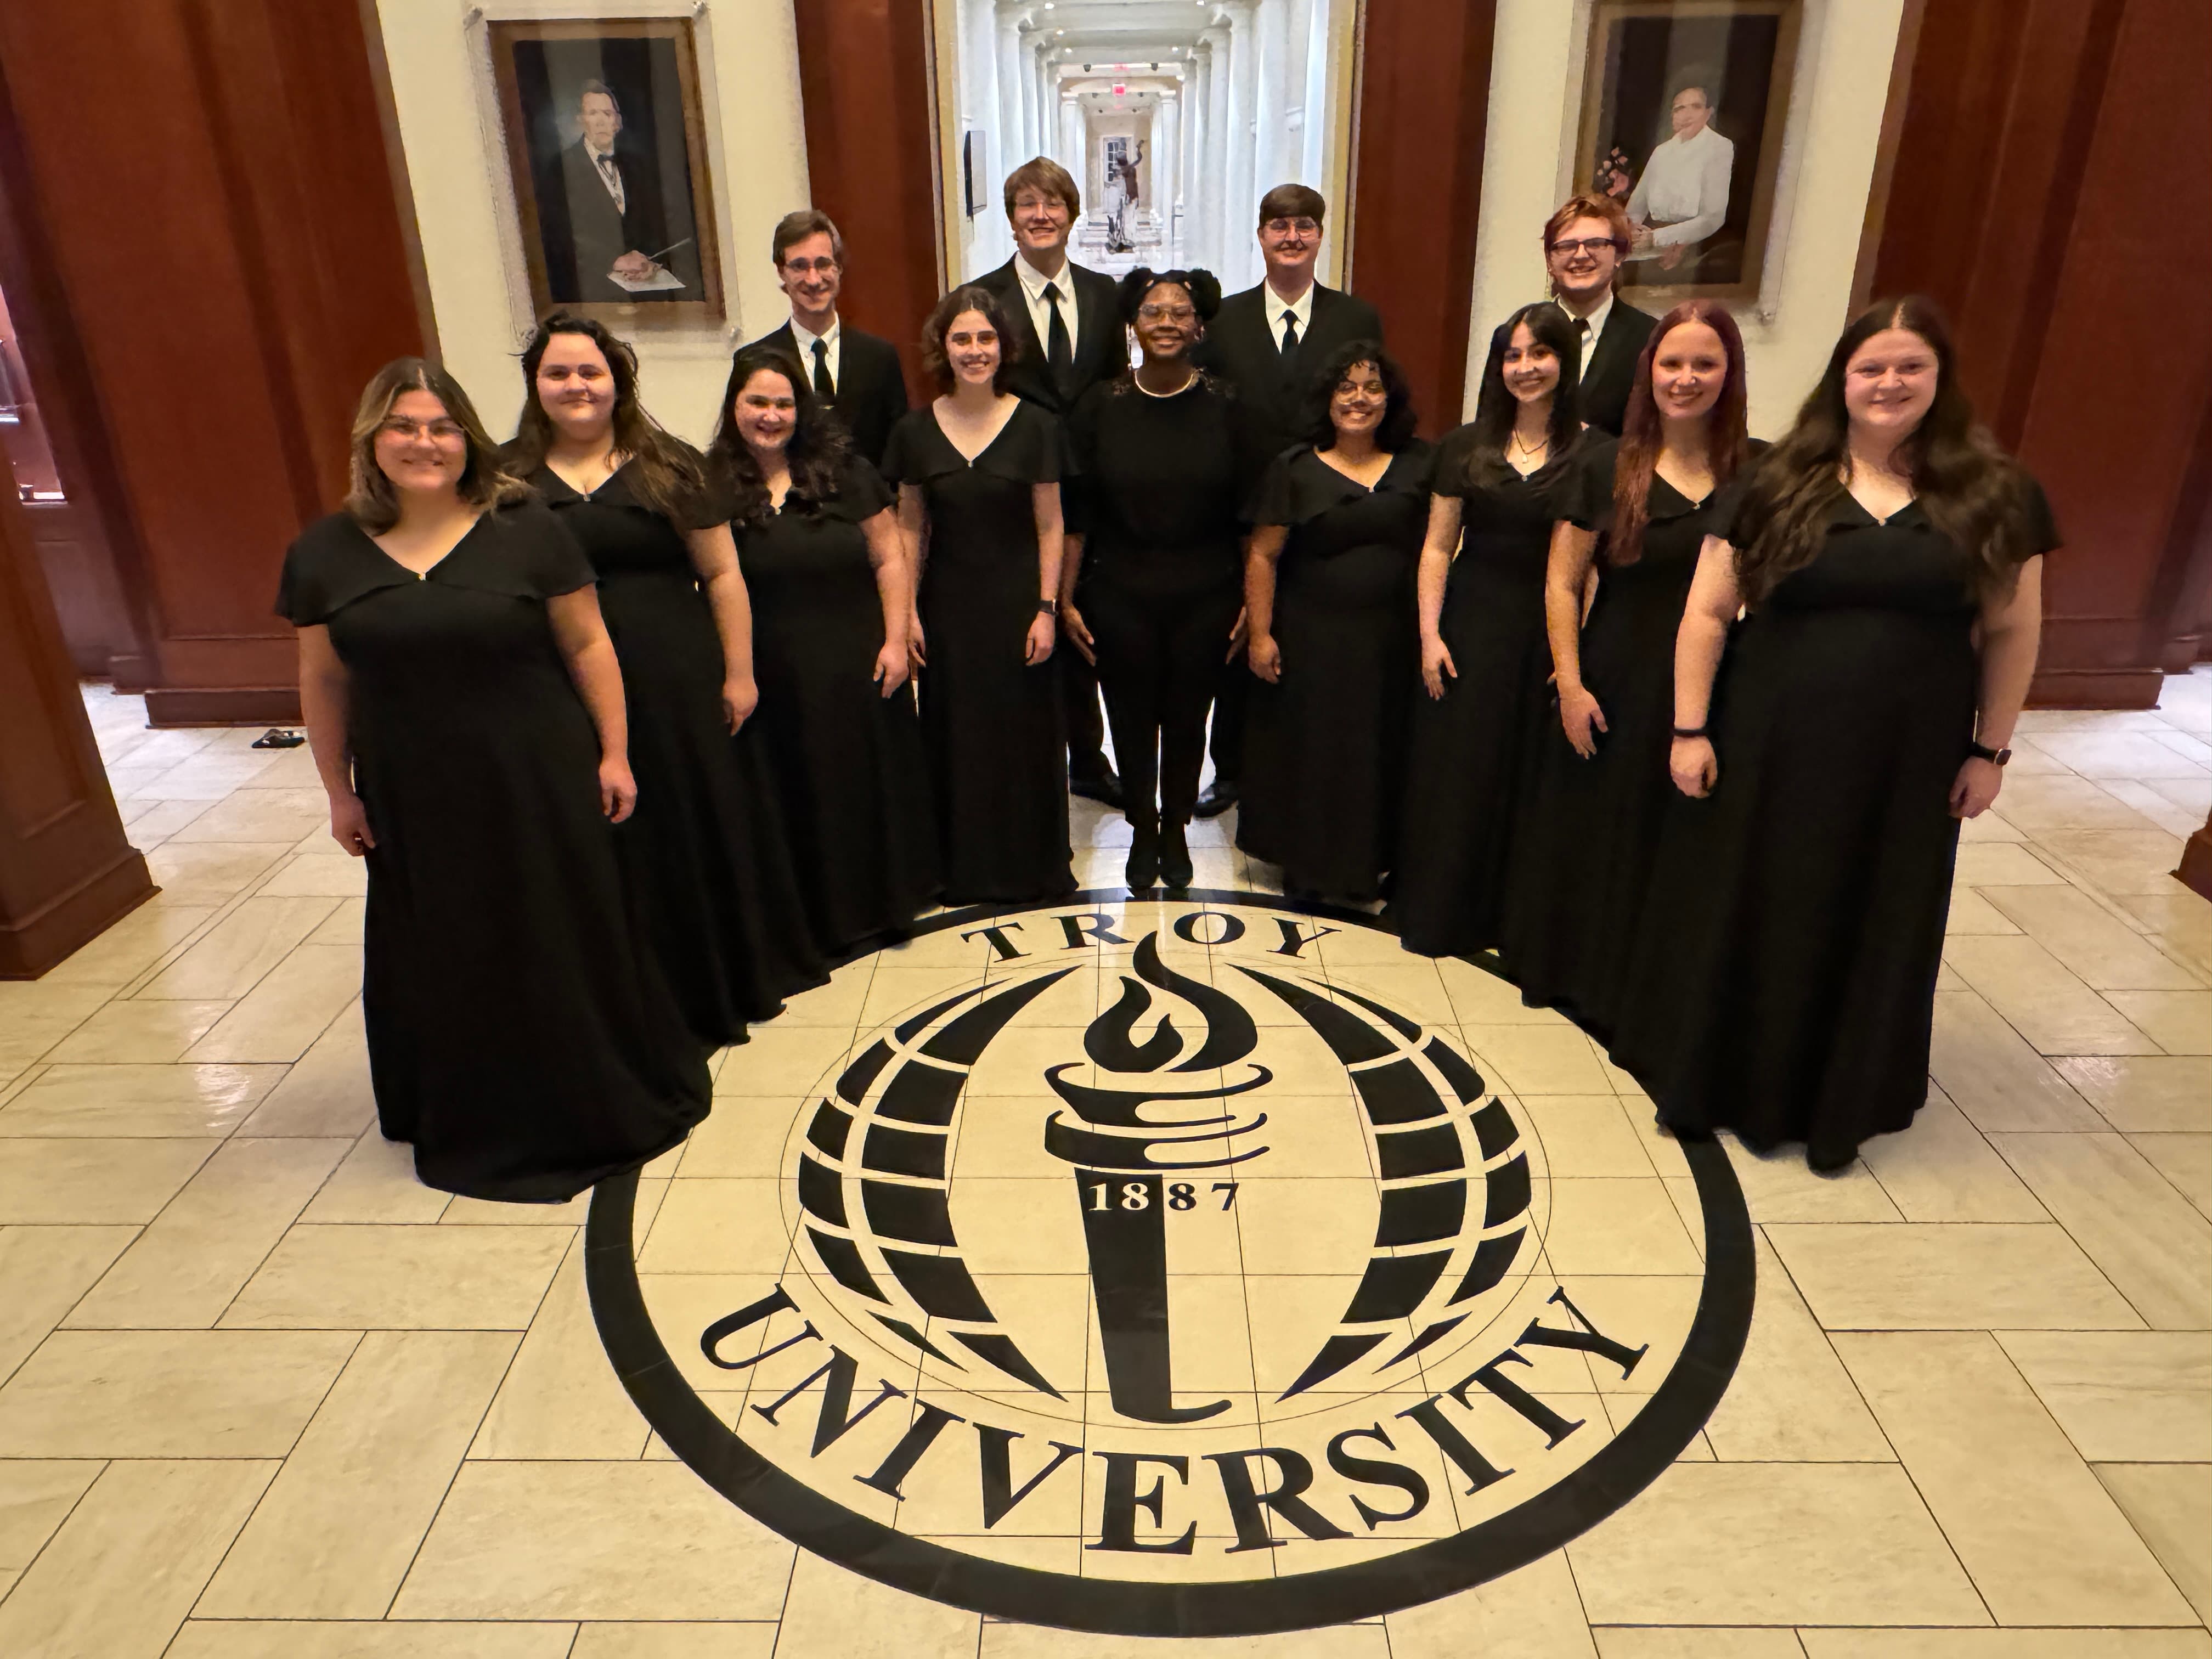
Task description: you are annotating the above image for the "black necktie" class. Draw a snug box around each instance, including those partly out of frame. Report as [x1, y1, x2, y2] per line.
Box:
[811, 337, 835, 400]
[1043, 281, 1074, 392]
[1279, 311, 1301, 383]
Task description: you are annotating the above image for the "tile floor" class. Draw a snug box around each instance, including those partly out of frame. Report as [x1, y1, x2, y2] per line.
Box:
[0, 678, 2206, 1657]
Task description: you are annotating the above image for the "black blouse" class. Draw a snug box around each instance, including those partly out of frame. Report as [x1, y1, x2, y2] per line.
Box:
[511, 447, 731, 579]
[880, 398, 1065, 493]
[1249, 441, 1436, 528]
[1065, 375, 1254, 570]
[1564, 436, 1769, 564]
[275, 500, 594, 626]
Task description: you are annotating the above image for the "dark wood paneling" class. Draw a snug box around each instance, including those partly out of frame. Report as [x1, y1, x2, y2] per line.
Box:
[1867, 0, 2212, 708]
[0, 0, 425, 726]
[790, 0, 943, 399]
[1345, 0, 1498, 436]
[0, 453, 153, 978]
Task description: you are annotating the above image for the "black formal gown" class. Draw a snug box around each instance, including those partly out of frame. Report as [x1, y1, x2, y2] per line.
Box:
[1610, 479, 2059, 1170]
[1499, 437, 1763, 1041]
[275, 503, 709, 1201]
[1066, 375, 1253, 828]
[883, 401, 1074, 904]
[1396, 432, 1578, 957]
[732, 459, 942, 952]
[521, 455, 827, 1046]
[1237, 442, 1432, 901]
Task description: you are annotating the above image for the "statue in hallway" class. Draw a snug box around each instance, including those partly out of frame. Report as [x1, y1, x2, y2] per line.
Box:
[1103, 139, 1143, 253]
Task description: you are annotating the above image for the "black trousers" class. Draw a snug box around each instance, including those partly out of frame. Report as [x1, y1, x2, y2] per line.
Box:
[1060, 645, 1111, 780]
[1207, 656, 1249, 786]
[1087, 574, 1242, 827]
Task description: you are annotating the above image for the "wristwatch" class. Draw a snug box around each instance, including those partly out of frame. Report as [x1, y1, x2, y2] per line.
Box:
[1967, 741, 2012, 765]
[1037, 598, 1058, 617]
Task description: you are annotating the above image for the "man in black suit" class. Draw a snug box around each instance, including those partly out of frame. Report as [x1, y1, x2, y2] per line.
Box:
[969, 157, 1125, 804]
[1187, 183, 1387, 819]
[538, 80, 673, 304]
[742, 210, 909, 470]
[1542, 192, 1657, 437]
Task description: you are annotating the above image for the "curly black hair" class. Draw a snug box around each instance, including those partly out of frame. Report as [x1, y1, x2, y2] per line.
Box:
[1293, 339, 1419, 453]
[709, 342, 854, 528]
[1115, 267, 1222, 325]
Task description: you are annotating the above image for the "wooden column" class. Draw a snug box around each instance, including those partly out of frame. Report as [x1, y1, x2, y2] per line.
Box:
[0, 0, 429, 725]
[1864, 0, 2212, 707]
[0, 458, 153, 978]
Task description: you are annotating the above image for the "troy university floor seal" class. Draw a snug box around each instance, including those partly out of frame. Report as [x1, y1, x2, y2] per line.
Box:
[588, 891, 1753, 1637]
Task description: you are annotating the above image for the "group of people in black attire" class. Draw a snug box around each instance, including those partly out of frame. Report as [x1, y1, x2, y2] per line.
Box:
[275, 169, 2053, 1206]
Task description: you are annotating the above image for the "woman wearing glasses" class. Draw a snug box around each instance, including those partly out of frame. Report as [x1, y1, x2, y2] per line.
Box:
[1062, 268, 1251, 890]
[277, 359, 708, 1202]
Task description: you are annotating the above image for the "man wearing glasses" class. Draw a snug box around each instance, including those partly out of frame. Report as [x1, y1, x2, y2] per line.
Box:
[743, 210, 909, 469]
[1189, 183, 1386, 820]
[1540, 193, 1657, 437]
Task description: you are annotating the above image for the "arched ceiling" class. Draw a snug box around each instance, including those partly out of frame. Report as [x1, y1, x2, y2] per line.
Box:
[1024, 0, 1215, 67]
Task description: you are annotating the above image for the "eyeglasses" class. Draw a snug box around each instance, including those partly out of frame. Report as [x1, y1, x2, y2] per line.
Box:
[782, 257, 840, 275]
[379, 418, 465, 443]
[1550, 236, 1623, 258]
[1263, 217, 1321, 236]
[1135, 304, 1197, 323]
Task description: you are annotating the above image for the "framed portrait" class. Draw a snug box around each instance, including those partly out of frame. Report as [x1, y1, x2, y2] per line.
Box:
[1573, 0, 1803, 308]
[487, 18, 725, 325]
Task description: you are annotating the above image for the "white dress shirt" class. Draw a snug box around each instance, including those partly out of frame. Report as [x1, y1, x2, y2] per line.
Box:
[1627, 123, 1734, 246]
[584, 142, 626, 215]
[1558, 289, 1613, 383]
[789, 314, 842, 394]
[1267, 279, 1316, 349]
[1014, 251, 1081, 360]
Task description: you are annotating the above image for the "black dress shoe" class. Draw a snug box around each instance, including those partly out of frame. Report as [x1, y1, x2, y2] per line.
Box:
[1071, 770, 1125, 809]
[1159, 822, 1194, 889]
[1192, 780, 1238, 819]
[1125, 825, 1160, 890]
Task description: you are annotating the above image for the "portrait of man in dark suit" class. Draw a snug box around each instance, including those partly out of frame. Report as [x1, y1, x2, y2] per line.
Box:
[538, 80, 673, 304]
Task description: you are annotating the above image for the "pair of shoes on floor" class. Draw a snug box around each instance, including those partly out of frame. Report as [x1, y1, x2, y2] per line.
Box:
[1071, 767, 1124, 809]
[1192, 780, 1238, 820]
[1124, 821, 1194, 890]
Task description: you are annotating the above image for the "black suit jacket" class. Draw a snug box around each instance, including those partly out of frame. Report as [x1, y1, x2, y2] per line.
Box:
[746, 321, 910, 470]
[1193, 282, 1386, 462]
[539, 143, 670, 304]
[970, 257, 1124, 417]
[1575, 297, 1658, 438]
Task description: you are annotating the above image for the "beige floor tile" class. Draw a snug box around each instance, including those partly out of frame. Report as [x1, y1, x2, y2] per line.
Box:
[1594, 1633, 1805, 1658]
[568, 1628, 777, 1659]
[305, 895, 368, 946]
[0, 1458, 103, 1571]
[1543, 1177, 1702, 1274]
[163, 787, 333, 845]
[1764, 1222, 2142, 1330]
[185, 943, 362, 1063]
[1943, 889, 2023, 934]
[471, 1239, 652, 1460]
[1376, 1553, 1593, 1655]
[771, 1549, 979, 1659]
[222, 1223, 568, 1329]
[984, 1629, 1392, 1658]
[2130, 1132, 2212, 1218]
[1519, 1093, 1661, 1176]
[1988, 1133, 2212, 1329]
[244, 1001, 377, 1137]
[0, 1061, 280, 1137]
[713, 1024, 857, 1097]
[168, 1623, 580, 1658]
[1567, 1462, 1984, 1626]
[1953, 842, 2066, 885]
[1440, 954, 1563, 1022]
[141, 840, 294, 904]
[2106, 991, 2212, 1055]
[2053, 1056, 2211, 1131]
[254, 851, 373, 897]
[390, 1461, 796, 1620]
[199, 1329, 518, 1618]
[2095, 1463, 2212, 1624]
[636, 1176, 793, 1274]
[1462, 1024, 1616, 1095]
[0, 1225, 136, 1383]
[42, 996, 236, 1063]
[1722, 1139, 1902, 1222]
[1982, 884, 2205, 990]
[38, 901, 217, 989]
[2119, 892, 2212, 967]
[672, 1097, 792, 1178]
[1857, 1087, 2047, 1221]
[1703, 1234, 1889, 1463]
[1836, 1331, 2193, 1625]
[0, 1327, 357, 1455]
[2103, 779, 2212, 837]
[63, 1136, 351, 1327]
[2036, 830, 2193, 896]
[0, 1136, 218, 1223]
[1798, 1632, 2212, 1657]
[1996, 1330, 2212, 1463]
[0, 1458, 275, 1659]
[139, 894, 341, 1000]
[2032, 731, 2212, 780]
[1958, 806, 2027, 842]
[297, 1128, 450, 1223]
[1929, 992, 2104, 1130]
[1942, 935, 2162, 1054]
[1994, 772, 2174, 832]
[120, 796, 213, 843]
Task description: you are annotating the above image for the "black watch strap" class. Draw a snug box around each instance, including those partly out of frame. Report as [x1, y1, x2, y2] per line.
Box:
[1967, 741, 2012, 765]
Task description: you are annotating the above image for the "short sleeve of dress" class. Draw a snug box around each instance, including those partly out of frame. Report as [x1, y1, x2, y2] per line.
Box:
[1393, 440, 1439, 498]
[1248, 450, 1300, 528]
[1432, 422, 1481, 498]
[274, 512, 408, 625]
[2017, 472, 2062, 561]
[821, 456, 896, 523]
[274, 522, 335, 624]
[1564, 437, 1621, 533]
[879, 413, 925, 487]
[669, 442, 736, 532]
[518, 503, 599, 597]
[1011, 403, 1064, 484]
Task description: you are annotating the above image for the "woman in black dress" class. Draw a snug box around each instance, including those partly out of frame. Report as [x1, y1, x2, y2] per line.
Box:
[1501, 301, 1758, 1040]
[713, 345, 941, 952]
[1612, 296, 2055, 1170]
[279, 359, 707, 1201]
[1062, 268, 1247, 891]
[1238, 342, 1430, 902]
[1396, 302, 1583, 957]
[885, 286, 1073, 902]
[505, 315, 825, 1046]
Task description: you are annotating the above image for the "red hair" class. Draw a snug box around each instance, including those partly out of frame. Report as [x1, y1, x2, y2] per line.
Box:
[1609, 300, 1750, 566]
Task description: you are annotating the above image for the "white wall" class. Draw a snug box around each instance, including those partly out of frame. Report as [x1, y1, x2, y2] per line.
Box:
[375, 0, 810, 447]
[1461, 0, 1903, 434]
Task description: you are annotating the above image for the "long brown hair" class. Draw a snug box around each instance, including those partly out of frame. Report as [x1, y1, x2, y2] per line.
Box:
[1609, 300, 1750, 566]
[1444, 301, 1583, 493]
[1731, 295, 2041, 604]
[709, 343, 853, 528]
[344, 359, 526, 533]
[509, 313, 708, 519]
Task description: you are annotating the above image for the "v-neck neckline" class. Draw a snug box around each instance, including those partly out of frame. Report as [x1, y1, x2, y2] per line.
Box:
[543, 455, 628, 503]
[932, 399, 1022, 467]
[1311, 448, 1396, 494]
[360, 510, 486, 581]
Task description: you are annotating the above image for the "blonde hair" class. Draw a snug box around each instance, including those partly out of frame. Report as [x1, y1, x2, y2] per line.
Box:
[344, 358, 526, 533]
